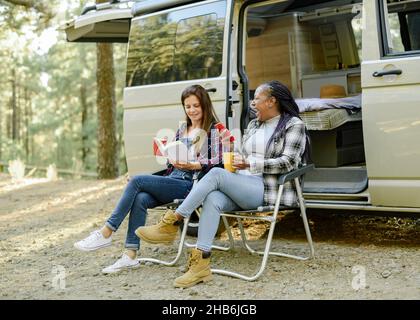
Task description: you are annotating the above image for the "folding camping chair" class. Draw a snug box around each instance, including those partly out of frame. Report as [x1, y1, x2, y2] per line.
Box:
[211, 163, 315, 281]
[138, 164, 315, 281]
[137, 169, 234, 267]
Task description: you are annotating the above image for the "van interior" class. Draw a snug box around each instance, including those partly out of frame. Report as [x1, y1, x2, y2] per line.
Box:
[243, 0, 420, 202]
[243, 0, 368, 201]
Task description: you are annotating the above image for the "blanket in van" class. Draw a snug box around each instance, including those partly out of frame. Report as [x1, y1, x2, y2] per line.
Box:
[295, 94, 361, 113]
[300, 108, 362, 130]
[247, 94, 362, 130]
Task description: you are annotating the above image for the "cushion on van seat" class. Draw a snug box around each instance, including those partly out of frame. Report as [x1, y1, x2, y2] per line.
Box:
[300, 108, 362, 130]
[296, 95, 362, 113]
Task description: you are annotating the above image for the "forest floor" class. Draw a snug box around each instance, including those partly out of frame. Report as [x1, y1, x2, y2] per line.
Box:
[0, 172, 419, 300]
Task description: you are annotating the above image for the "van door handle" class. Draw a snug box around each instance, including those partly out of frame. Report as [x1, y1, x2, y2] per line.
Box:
[232, 80, 239, 90]
[372, 69, 402, 77]
[205, 88, 217, 93]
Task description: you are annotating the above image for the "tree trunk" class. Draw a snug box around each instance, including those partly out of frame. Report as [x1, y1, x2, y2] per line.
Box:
[6, 98, 11, 139]
[96, 41, 118, 179]
[80, 81, 89, 168]
[11, 69, 17, 141]
[16, 82, 21, 143]
[0, 98, 2, 160]
[24, 87, 31, 162]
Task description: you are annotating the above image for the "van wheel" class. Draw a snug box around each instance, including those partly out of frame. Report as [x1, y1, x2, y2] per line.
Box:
[179, 211, 200, 237]
[178, 213, 236, 238]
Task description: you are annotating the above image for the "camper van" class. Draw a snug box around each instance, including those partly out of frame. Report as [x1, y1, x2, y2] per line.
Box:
[63, 0, 420, 213]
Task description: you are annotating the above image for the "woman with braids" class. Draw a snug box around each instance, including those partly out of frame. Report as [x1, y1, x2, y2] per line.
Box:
[136, 80, 311, 288]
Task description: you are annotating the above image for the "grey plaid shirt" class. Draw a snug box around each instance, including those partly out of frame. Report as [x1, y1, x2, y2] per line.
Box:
[242, 116, 307, 207]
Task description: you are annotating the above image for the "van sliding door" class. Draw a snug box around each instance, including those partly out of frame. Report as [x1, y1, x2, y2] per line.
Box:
[124, 0, 233, 174]
[362, 0, 420, 208]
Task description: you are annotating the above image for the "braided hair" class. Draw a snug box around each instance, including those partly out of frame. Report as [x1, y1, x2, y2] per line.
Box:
[259, 80, 312, 164]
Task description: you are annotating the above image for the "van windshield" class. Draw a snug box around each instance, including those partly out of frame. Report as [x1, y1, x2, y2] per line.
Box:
[126, 1, 226, 87]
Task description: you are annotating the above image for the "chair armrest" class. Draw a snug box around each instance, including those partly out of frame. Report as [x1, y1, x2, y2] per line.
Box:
[277, 164, 314, 185]
[152, 169, 167, 176]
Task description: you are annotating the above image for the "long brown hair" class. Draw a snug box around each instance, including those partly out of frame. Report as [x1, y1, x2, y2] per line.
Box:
[181, 85, 219, 133]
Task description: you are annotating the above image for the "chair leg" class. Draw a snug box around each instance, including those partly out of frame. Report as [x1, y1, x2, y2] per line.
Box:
[137, 216, 190, 266]
[212, 219, 277, 281]
[248, 179, 314, 260]
[295, 177, 315, 259]
[237, 217, 259, 254]
[211, 185, 285, 281]
[222, 215, 235, 249]
[237, 217, 267, 255]
[211, 181, 315, 281]
[185, 214, 234, 251]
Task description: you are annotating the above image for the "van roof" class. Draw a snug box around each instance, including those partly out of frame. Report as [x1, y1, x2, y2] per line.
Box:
[131, 0, 200, 17]
[130, 0, 352, 17]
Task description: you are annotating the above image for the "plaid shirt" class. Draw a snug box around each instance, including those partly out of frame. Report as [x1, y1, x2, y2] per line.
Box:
[242, 116, 307, 207]
[165, 122, 223, 178]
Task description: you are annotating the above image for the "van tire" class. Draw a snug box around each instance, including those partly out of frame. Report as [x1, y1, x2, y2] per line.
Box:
[178, 213, 237, 238]
[178, 211, 200, 237]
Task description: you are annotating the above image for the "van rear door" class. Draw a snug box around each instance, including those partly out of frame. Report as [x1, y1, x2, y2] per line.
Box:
[362, 0, 420, 208]
[61, 2, 132, 42]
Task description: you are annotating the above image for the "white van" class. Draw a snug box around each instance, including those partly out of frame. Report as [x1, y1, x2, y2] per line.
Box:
[63, 0, 420, 213]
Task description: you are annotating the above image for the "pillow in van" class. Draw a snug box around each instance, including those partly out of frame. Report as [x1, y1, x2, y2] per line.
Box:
[296, 94, 361, 113]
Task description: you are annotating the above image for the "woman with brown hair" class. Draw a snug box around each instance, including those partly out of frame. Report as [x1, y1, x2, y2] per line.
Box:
[74, 85, 224, 274]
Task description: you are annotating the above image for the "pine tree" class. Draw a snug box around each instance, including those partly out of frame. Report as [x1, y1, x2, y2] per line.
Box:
[96, 0, 119, 179]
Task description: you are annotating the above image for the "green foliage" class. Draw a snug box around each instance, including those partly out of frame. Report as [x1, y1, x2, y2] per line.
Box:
[0, 0, 58, 31]
[0, 0, 128, 177]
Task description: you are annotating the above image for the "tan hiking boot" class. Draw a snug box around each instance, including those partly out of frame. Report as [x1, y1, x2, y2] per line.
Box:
[174, 248, 212, 288]
[135, 209, 180, 244]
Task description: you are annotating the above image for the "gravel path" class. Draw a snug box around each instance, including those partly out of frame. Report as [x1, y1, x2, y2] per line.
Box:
[0, 173, 419, 300]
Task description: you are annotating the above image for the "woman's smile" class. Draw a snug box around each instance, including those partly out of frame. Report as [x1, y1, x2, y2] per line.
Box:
[184, 95, 204, 123]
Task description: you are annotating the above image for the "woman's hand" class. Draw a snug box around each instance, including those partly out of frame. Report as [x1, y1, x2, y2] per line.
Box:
[170, 161, 202, 171]
[232, 153, 250, 170]
[219, 128, 233, 145]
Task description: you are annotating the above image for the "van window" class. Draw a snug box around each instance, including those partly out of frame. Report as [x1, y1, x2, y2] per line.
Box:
[126, 1, 226, 87]
[351, 11, 363, 63]
[381, 0, 420, 55]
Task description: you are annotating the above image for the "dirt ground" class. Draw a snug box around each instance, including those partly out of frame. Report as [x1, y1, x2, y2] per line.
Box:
[0, 172, 419, 300]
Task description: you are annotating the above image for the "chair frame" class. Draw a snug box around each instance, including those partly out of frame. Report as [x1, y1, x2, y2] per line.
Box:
[138, 164, 315, 281]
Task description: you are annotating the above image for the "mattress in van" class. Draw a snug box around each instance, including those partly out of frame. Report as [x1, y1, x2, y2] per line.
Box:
[300, 109, 362, 131]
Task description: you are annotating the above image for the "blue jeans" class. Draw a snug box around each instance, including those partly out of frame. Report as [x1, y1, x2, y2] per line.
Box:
[176, 167, 264, 252]
[106, 172, 193, 250]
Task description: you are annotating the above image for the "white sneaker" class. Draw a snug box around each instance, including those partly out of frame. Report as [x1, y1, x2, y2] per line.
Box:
[74, 230, 112, 252]
[102, 254, 140, 274]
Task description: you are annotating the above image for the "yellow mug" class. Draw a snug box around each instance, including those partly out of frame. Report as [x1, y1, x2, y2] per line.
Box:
[223, 152, 235, 173]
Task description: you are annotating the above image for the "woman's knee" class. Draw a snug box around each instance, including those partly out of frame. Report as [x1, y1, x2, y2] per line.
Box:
[128, 174, 155, 191]
[202, 191, 225, 213]
[129, 174, 146, 186]
[133, 192, 153, 209]
[203, 167, 226, 183]
[208, 167, 225, 176]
